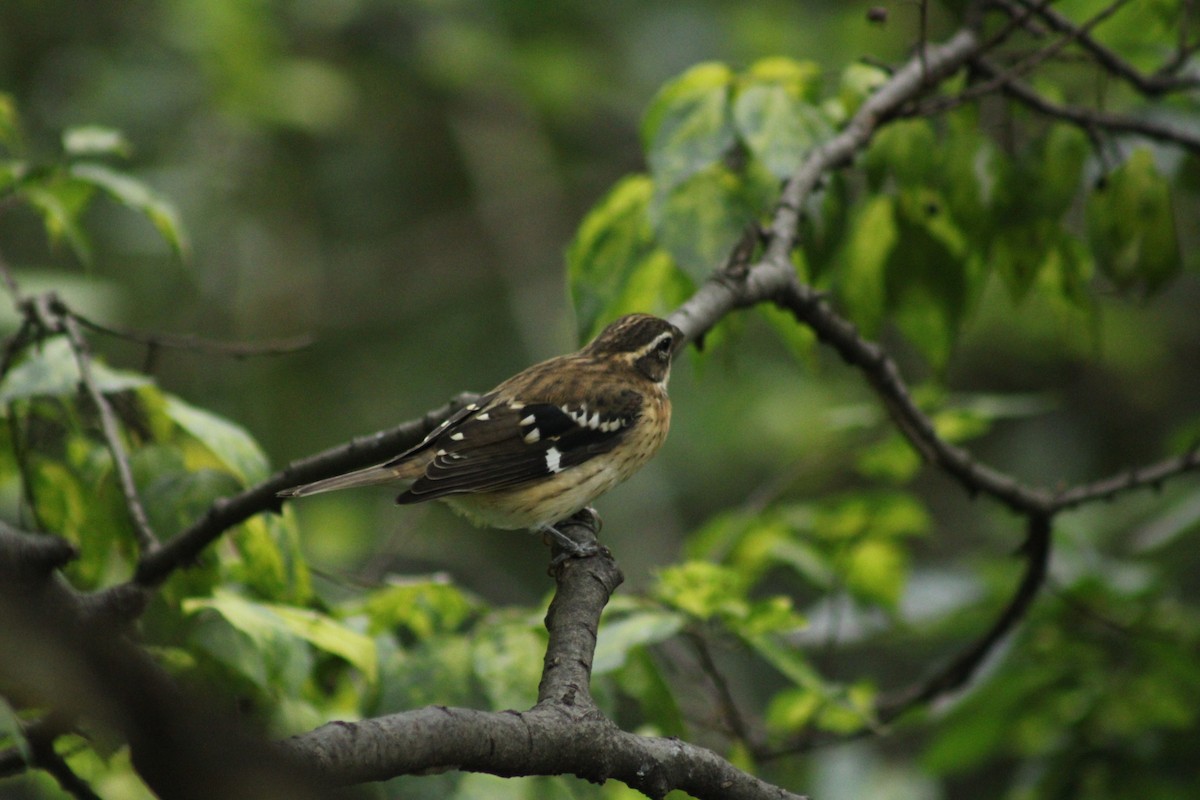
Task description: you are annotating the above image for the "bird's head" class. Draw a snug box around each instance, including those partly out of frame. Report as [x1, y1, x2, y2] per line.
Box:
[583, 314, 684, 385]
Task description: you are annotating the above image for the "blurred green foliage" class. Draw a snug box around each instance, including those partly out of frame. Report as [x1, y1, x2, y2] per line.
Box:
[3, 1, 1200, 799]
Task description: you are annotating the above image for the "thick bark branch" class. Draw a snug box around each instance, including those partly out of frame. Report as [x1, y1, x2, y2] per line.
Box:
[285, 514, 808, 800]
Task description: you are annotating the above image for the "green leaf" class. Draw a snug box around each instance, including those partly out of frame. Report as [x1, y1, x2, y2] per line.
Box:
[654, 561, 748, 622]
[837, 62, 889, 117]
[865, 119, 937, 189]
[887, 188, 971, 368]
[765, 687, 822, 735]
[733, 58, 831, 179]
[23, 179, 95, 263]
[471, 615, 545, 711]
[1086, 148, 1180, 293]
[359, 578, 480, 639]
[268, 603, 377, 684]
[63, 126, 132, 158]
[758, 300, 817, 365]
[0, 92, 21, 152]
[0, 697, 30, 763]
[184, 589, 376, 686]
[69, 162, 189, 258]
[856, 434, 921, 483]
[612, 648, 686, 738]
[744, 632, 825, 691]
[593, 609, 685, 675]
[811, 492, 930, 541]
[184, 592, 312, 694]
[567, 174, 687, 340]
[845, 539, 908, 609]
[0, 336, 150, 404]
[651, 161, 775, 282]
[642, 62, 736, 190]
[835, 194, 896, 335]
[224, 514, 311, 604]
[163, 395, 270, 484]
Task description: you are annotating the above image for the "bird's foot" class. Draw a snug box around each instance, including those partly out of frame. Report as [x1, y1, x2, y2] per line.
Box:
[542, 509, 605, 567]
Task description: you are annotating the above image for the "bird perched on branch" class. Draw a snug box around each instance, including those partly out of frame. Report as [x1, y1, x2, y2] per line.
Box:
[278, 313, 683, 554]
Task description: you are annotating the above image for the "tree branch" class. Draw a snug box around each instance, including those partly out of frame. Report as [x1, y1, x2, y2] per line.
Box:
[975, 56, 1200, 153]
[132, 392, 477, 586]
[0, 525, 332, 800]
[286, 514, 808, 800]
[874, 513, 1053, 721]
[1004, 0, 1200, 96]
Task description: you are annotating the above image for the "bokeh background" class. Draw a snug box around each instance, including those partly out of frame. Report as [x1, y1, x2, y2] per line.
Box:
[0, 0, 944, 602]
[3, 3, 1200, 796]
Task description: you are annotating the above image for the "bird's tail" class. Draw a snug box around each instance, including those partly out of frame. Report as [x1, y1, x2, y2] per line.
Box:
[277, 462, 417, 498]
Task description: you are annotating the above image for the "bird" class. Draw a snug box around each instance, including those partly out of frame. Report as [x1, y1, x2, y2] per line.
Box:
[278, 313, 683, 554]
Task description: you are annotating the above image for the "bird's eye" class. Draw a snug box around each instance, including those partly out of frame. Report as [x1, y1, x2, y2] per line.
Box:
[655, 335, 674, 356]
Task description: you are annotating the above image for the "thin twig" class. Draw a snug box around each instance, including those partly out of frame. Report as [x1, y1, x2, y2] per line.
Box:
[43, 298, 160, 553]
[916, 0, 1134, 115]
[976, 57, 1200, 152]
[69, 310, 315, 360]
[685, 631, 759, 750]
[1006, 0, 1200, 95]
[27, 735, 103, 800]
[1050, 448, 1200, 512]
[874, 514, 1053, 721]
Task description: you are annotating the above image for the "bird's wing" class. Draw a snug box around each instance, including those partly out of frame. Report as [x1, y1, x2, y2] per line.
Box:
[395, 389, 643, 503]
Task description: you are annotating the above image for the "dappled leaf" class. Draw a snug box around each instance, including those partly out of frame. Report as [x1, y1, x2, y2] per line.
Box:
[0, 92, 20, 152]
[471, 614, 545, 711]
[359, 578, 481, 640]
[22, 178, 96, 263]
[642, 62, 736, 190]
[0, 336, 150, 404]
[593, 609, 685, 675]
[1087, 148, 1180, 293]
[835, 194, 896, 335]
[733, 57, 831, 179]
[655, 560, 748, 621]
[164, 395, 270, 484]
[567, 174, 689, 340]
[650, 161, 776, 282]
[69, 162, 189, 257]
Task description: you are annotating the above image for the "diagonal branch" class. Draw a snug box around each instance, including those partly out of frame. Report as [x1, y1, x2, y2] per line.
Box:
[133, 392, 477, 586]
[1049, 447, 1200, 512]
[915, 0, 1135, 116]
[874, 513, 1053, 721]
[975, 56, 1200, 153]
[15, 292, 161, 553]
[68, 309, 315, 361]
[1005, 0, 1200, 96]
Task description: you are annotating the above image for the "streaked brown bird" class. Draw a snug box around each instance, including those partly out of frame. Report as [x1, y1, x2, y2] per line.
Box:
[278, 314, 682, 551]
